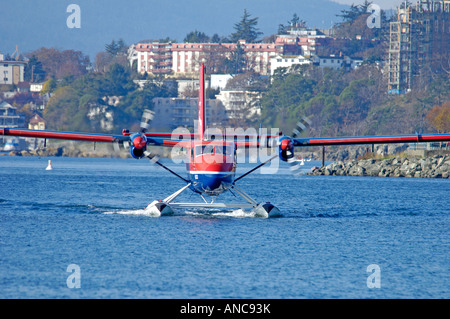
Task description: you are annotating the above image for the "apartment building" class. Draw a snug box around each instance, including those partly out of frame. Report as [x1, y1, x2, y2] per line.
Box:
[0, 54, 26, 85]
[270, 55, 311, 75]
[133, 42, 173, 75]
[388, 0, 450, 93]
[131, 39, 306, 77]
[151, 97, 227, 130]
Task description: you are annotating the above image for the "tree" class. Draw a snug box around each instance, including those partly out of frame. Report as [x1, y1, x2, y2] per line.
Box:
[27, 48, 90, 80]
[231, 44, 246, 74]
[278, 13, 307, 34]
[24, 55, 45, 82]
[426, 102, 450, 132]
[337, 3, 364, 23]
[105, 39, 127, 56]
[41, 78, 57, 95]
[230, 9, 263, 43]
[184, 30, 210, 43]
[210, 34, 222, 43]
[261, 72, 316, 131]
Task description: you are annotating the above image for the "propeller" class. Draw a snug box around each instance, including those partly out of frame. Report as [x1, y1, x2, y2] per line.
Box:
[112, 134, 130, 154]
[280, 116, 312, 175]
[140, 109, 155, 133]
[112, 109, 155, 157]
[292, 116, 312, 139]
[144, 150, 160, 164]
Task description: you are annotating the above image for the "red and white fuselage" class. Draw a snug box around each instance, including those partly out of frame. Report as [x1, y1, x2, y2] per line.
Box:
[186, 140, 236, 195]
[186, 64, 237, 195]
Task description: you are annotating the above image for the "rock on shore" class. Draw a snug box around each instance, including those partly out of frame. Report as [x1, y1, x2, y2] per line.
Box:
[308, 155, 450, 179]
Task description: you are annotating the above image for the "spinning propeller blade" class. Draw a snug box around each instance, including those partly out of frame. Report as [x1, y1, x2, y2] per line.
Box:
[140, 109, 155, 133]
[286, 150, 302, 175]
[113, 138, 130, 153]
[286, 116, 312, 174]
[292, 116, 312, 138]
[144, 150, 160, 164]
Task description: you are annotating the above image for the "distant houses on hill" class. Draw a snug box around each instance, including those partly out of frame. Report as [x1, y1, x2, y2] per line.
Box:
[127, 26, 362, 77]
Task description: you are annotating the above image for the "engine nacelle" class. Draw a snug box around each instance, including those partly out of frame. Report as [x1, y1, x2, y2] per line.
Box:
[278, 136, 294, 162]
[129, 133, 148, 159]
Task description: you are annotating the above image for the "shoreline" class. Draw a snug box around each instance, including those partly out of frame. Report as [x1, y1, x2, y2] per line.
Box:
[2, 147, 450, 179]
[307, 154, 450, 179]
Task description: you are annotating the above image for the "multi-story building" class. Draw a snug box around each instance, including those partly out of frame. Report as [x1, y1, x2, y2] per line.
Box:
[215, 89, 261, 123]
[131, 40, 301, 77]
[151, 97, 227, 130]
[270, 55, 311, 75]
[133, 42, 173, 75]
[172, 41, 280, 76]
[0, 54, 26, 85]
[275, 27, 331, 56]
[388, 0, 450, 94]
[0, 101, 25, 128]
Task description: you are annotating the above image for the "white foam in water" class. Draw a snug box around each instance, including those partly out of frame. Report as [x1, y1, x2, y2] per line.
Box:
[184, 208, 256, 218]
[214, 209, 256, 218]
[104, 208, 261, 218]
[103, 208, 161, 217]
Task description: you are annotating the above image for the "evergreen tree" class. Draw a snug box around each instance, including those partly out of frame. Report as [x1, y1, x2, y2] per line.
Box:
[105, 39, 127, 56]
[24, 55, 45, 82]
[184, 30, 210, 43]
[230, 9, 262, 43]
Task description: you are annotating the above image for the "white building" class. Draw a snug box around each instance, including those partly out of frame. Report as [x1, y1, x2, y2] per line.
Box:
[131, 40, 283, 77]
[215, 90, 261, 121]
[313, 55, 363, 70]
[210, 74, 234, 90]
[151, 97, 227, 130]
[30, 83, 44, 93]
[134, 42, 173, 75]
[0, 59, 26, 85]
[270, 55, 311, 75]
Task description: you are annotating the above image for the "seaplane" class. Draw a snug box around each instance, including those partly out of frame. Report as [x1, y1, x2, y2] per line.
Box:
[1, 63, 450, 217]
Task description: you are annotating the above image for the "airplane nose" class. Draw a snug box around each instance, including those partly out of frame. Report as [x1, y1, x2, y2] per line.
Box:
[280, 138, 292, 151]
[133, 135, 146, 149]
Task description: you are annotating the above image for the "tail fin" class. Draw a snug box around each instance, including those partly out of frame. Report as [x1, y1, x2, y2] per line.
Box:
[198, 63, 206, 141]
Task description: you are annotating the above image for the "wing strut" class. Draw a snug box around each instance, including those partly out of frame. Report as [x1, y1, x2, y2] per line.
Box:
[233, 155, 278, 184]
[144, 151, 189, 183]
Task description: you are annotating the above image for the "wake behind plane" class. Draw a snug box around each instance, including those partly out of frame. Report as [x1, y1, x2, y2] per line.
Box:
[1, 64, 449, 217]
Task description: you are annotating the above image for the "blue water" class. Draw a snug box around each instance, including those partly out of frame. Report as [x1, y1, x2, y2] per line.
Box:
[0, 156, 448, 299]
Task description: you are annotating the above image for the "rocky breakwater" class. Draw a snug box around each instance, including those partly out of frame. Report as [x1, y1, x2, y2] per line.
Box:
[309, 155, 450, 179]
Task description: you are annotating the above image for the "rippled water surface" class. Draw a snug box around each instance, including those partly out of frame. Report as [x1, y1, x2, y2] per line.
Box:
[0, 156, 448, 298]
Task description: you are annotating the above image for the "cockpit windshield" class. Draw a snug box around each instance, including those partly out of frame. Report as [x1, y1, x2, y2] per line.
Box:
[195, 144, 234, 157]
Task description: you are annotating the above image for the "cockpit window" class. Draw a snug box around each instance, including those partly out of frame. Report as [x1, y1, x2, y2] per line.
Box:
[195, 144, 234, 156]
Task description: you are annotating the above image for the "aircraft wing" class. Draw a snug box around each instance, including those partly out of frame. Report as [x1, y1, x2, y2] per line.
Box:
[293, 133, 450, 147]
[0, 128, 183, 147]
[1, 128, 123, 143]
